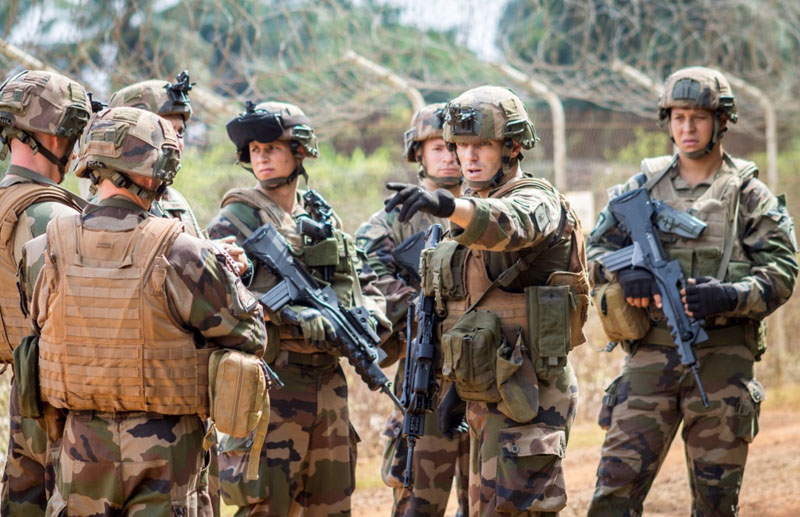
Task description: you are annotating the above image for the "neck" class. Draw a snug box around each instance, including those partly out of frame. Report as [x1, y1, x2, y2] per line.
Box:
[8, 140, 62, 183]
[421, 176, 461, 197]
[476, 165, 520, 198]
[97, 180, 150, 210]
[257, 179, 298, 213]
[677, 145, 724, 187]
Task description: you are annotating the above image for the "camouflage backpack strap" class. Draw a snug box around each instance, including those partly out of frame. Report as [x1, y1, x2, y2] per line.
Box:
[220, 187, 282, 237]
[641, 154, 678, 191]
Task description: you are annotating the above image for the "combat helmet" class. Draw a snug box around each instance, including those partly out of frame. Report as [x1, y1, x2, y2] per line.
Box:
[226, 100, 318, 189]
[657, 66, 737, 158]
[108, 70, 194, 121]
[73, 107, 181, 203]
[442, 85, 538, 190]
[403, 103, 460, 188]
[0, 70, 92, 178]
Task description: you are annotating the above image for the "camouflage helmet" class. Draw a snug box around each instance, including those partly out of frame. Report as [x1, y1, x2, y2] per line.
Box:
[73, 107, 181, 202]
[108, 70, 193, 121]
[403, 103, 446, 162]
[0, 70, 91, 170]
[443, 86, 538, 190]
[658, 66, 737, 124]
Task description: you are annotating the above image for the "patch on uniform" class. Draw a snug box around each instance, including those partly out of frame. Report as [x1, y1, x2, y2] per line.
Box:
[533, 204, 551, 232]
[212, 244, 258, 317]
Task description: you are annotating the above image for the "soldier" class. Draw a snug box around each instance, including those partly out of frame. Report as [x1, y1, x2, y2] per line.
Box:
[0, 69, 91, 516]
[355, 103, 469, 517]
[208, 101, 389, 516]
[586, 67, 797, 516]
[18, 106, 267, 515]
[385, 86, 590, 516]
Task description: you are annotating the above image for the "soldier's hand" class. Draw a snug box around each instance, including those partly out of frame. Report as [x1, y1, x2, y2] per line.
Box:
[281, 305, 337, 346]
[214, 236, 250, 276]
[384, 183, 455, 222]
[437, 383, 467, 439]
[617, 268, 660, 309]
[681, 277, 737, 318]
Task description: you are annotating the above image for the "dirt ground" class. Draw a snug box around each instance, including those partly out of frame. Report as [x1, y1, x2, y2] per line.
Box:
[352, 408, 800, 517]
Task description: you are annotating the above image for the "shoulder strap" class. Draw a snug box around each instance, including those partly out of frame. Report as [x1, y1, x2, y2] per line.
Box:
[137, 217, 185, 277]
[221, 187, 283, 238]
[716, 154, 754, 280]
[641, 155, 678, 191]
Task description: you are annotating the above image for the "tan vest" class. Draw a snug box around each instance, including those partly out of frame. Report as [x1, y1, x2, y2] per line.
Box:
[442, 177, 590, 349]
[38, 215, 212, 416]
[0, 182, 78, 363]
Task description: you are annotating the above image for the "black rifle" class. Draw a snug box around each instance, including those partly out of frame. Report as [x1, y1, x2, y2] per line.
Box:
[598, 187, 710, 407]
[400, 223, 443, 487]
[392, 230, 426, 287]
[242, 223, 402, 410]
[297, 190, 336, 281]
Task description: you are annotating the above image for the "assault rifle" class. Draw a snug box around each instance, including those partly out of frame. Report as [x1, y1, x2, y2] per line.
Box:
[242, 223, 403, 410]
[297, 190, 336, 281]
[400, 223, 443, 487]
[598, 187, 710, 407]
[392, 230, 426, 287]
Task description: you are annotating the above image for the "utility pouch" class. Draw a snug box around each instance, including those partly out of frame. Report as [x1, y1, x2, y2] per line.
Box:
[547, 271, 590, 349]
[496, 327, 539, 423]
[527, 285, 571, 381]
[421, 241, 467, 313]
[208, 350, 271, 481]
[592, 282, 650, 343]
[302, 236, 340, 269]
[440, 310, 502, 403]
[12, 334, 42, 419]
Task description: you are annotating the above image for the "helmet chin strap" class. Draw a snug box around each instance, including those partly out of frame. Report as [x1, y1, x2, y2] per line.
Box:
[258, 164, 308, 190]
[2, 127, 73, 182]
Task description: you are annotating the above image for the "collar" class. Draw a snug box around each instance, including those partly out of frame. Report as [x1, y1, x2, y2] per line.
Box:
[85, 195, 152, 217]
[3, 164, 58, 187]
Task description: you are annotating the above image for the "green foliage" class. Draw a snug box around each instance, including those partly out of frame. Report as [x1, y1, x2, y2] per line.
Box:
[603, 127, 670, 165]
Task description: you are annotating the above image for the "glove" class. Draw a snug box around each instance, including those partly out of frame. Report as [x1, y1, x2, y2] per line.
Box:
[684, 276, 738, 318]
[280, 305, 337, 346]
[384, 183, 456, 222]
[437, 383, 468, 439]
[617, 268, 659, 300]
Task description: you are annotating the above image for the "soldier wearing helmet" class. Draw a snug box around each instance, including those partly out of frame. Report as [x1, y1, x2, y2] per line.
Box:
[355, 103, 468, 517]
[208, 100, 389, 516]
[586, 67, 797, 516]
[0, 69, 91, 515]
[20, 106, 266, 515]
[386, 86, 589, 515]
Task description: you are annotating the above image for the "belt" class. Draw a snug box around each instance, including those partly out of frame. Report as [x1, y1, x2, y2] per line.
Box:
[274, 350, 339, 367]
[641, 321, 757, 347]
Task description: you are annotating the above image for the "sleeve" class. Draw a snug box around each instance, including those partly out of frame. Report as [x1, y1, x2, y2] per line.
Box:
[727, 179, 798, 319]
[206, 202, 262, 247]
[165, 234, 267, 356]
[450, 185, 562, 252]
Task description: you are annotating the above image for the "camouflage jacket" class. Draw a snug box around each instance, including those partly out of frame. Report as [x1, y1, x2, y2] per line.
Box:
[451, 172, 573, 290]
[587, 153, 798, 322]
[152, 186, 207, 239]
[22, 196, 266, 356]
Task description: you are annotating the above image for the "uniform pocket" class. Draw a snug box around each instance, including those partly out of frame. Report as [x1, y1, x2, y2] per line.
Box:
[217, 432, 267, 506]
[496, 328, 539, 423]
[380, 417, 405, 489]
[598, 375, 624, 430]
[496, 424, 567, 513]
[732, 378, 764, 443]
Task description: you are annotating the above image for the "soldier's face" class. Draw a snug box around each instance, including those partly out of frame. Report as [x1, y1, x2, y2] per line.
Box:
[455, 139, 505, 183]
[420, 138, 460, 180]
[163, 114, 186, 153]
[249, 140, 297, 181]
[670, 108, 714, 155]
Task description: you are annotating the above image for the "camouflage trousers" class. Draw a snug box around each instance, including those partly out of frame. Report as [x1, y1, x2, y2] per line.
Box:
[218, 359, 357, 516]
[588, 343, 762, 517]
[1, 377, 52, 517]
[47, 411, 207, 516]
[381, 406, 470, 517]
[466, 361, 578, 517]
[199, 422, 220, 517]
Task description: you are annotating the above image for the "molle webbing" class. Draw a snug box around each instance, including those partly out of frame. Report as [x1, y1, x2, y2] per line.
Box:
[0, 183, 79, 363]
[38, 215, 212, 416]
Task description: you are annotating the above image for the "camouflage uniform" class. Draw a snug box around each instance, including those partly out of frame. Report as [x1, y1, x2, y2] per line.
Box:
[209, 101, 387, 516]
[24, 107, 267, 516]
[586, 68, 798, 517]
[389, 86, 590, 516]
[354, 103, 469, 517]
[0, 70, 91, 516]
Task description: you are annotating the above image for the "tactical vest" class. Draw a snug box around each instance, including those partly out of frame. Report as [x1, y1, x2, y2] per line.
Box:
[642, 153, 759, 329]
[38, 215, 212, 416]
[0, 182, 79, 363]
[221, 187, 363, 358]
[158, 186, 206, 239]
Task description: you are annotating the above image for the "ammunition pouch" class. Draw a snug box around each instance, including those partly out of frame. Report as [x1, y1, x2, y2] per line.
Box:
[441, 310, 502, 403]
[592, 282, 650, 343]
[302, 236, 340, 269]
[208, 349, 271, 481]
[421, 241, 467, 313]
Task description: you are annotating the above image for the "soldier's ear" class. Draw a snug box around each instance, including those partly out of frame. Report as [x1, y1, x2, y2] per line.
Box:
[509, 140, 522, 160]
